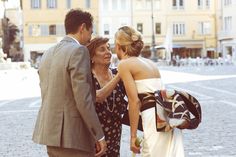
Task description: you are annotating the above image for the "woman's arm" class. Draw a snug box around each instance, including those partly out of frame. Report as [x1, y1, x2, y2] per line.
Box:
[118, 62, 141, 154]
[96, 74, 120, 103]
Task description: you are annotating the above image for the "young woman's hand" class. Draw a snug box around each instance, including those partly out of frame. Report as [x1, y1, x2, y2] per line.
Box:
[130, 136, 141, 154]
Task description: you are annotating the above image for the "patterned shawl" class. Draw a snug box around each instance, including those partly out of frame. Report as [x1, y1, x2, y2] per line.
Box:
[138, 90, 202, 132]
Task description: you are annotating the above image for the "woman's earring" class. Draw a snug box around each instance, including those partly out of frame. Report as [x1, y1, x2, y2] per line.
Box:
[91, 60, 94, 64]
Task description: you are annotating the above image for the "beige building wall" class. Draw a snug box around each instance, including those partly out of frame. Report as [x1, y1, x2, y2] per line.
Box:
[22, 0, 98, 62]
[22, 0, 219, 62]
[132, 0, 217, 59]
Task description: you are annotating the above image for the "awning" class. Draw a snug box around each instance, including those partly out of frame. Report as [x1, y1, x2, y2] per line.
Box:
[155, 43, 203, 49]
[36, 51, 44, 54]
[154, 44, 185, 49]
[172, 45, 185, 48]
[184, 44, 202, 49]
[206, 48, 216, 51]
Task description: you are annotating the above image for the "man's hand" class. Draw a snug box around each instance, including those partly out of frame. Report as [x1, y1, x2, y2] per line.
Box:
[95, 139, 107, 157]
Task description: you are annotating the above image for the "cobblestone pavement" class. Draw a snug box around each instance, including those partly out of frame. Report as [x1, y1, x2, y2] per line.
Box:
[1, 66, 236, 157]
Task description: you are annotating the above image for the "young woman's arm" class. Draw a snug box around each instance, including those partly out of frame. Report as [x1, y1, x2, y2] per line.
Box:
[118, 61, 141, 154]
[96, 74, 120, 103]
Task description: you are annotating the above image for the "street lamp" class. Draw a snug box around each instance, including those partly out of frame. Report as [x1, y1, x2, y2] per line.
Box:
[151, 0, 157, 61]
[1, 1, 7, 7]
[1, 0, 8, 17]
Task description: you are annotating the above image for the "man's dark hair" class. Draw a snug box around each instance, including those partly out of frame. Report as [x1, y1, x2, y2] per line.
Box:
[64, 8, 93, 34]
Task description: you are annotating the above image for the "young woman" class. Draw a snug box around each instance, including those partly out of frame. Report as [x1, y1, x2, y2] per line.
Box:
[114, 26, 185, 157]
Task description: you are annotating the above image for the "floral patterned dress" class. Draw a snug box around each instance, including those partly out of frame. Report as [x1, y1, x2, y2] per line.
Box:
[92, 69, 127, 157]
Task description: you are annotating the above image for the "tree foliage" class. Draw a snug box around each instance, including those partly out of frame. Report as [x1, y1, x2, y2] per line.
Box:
[2, 17, 19, 58]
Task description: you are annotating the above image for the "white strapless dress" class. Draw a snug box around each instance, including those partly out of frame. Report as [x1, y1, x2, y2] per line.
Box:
[135, 78, 185, 157]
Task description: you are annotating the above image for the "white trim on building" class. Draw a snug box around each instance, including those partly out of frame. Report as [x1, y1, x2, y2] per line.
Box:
[218, 0, 236, 63]
[98, 0, 132, 44]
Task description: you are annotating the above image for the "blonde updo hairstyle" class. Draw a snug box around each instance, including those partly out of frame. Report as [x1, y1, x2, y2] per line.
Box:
[115, 26, 144, 57]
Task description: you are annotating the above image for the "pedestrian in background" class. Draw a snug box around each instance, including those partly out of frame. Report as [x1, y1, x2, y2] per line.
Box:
[32, 9, 106, 157]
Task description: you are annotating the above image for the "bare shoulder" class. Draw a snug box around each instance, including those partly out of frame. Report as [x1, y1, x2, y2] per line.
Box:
[142, 57, 159, 68]
[118, 58, 137, 73]
[117, 59, 130, 72]
[141, 57, 161, 76]
[142, 57, 155, 65]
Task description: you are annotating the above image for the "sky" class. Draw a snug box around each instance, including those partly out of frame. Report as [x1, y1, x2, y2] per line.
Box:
[0, 0, 20, 18]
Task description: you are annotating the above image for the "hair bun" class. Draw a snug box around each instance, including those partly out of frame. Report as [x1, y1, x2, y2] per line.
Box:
[131, 34, 139, 42]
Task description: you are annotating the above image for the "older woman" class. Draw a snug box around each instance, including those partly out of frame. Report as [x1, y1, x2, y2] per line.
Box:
[86, 37, 128, 157]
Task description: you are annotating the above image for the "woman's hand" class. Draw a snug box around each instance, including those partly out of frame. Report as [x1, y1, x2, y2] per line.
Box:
[95, 72, 121, 103]
[130, 136, 141, 154]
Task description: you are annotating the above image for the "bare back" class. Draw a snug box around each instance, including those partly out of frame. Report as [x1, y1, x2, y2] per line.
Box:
[124, 57, 161, 80]
[117, 56, 162, 149]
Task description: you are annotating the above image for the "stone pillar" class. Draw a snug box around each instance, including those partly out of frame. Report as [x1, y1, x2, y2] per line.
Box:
[0, 49, 6, 63]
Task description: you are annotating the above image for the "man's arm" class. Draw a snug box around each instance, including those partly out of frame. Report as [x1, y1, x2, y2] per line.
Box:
[68, 45, 104, 141]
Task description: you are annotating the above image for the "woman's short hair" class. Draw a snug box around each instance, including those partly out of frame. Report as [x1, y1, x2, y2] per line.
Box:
[115, 26, 144, 57]
[86, 37, 109, 59]
[64, 8, 93, 34]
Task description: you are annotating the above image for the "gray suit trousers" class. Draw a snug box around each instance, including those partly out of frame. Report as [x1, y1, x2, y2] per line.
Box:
[47, 146, 94, 157]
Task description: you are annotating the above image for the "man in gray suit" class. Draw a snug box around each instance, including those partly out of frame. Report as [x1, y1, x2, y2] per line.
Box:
[32, 9, 106, 157]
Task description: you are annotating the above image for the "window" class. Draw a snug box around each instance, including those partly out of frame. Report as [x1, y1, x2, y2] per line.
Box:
[31, 0, 41, 9]
[56, 24, 65, 36]
[173, 0, 177, 7]
[146, 0, 151, 9]
[85, 0, 91, 8]
[205, 0, 210, 8]
[155, 23, 161, 34]
[40, 25, 49, 36]
[198, 22, 211, 35]
[198, 0, 203, 8]
[66, 0, 71, 9]
[224, 0, 232, 6]
[33, 25, 40, 36]
[198, 0, 210, 9]
[112, 0, 118, 10]
[29, 26, 33, 36]
[179, 0, 183, 7]
[93, 23, 97, 35]
[47, 0, 57, 8]
[49, 25, 56, 35]
[137, 23, 143, 33]
[136, 0, 143, 10]
[154, 0, 161, 10]
[173, 23, 185, 35]
[224, 16, 232, 31]
[103, 0, 109, 11]
[29, 24, 41, 36]
[120, 0, 127, 10]
[172, 0, 184, 9]
[104, 24, 110, 35]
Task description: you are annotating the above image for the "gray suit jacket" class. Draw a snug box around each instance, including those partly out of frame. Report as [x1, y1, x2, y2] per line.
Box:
[32, 36, 104, 152]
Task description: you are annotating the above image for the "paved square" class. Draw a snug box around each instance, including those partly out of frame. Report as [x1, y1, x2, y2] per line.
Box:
[1, 66, 236, 157]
